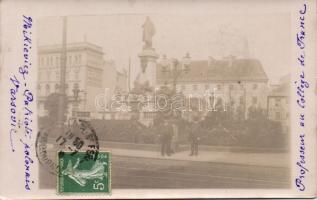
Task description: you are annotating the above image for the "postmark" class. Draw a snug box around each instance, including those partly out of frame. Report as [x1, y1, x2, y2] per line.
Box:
[35, 119, 100, 175]
[58, 151, 111, 194]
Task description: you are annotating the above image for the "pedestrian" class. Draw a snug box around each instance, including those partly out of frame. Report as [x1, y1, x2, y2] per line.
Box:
[188, 116, 200, 156]
[171, 122, 179, 153]
[159, 119, 173, 156]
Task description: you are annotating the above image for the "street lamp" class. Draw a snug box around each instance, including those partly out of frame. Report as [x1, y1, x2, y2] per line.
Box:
[238, 82, 247, 120]
[160, 53, 191, 92]
[72, 83, 86, 117]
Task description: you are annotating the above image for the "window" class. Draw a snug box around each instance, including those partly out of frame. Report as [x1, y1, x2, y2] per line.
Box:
[239, 96, 244, 105]
[161, 66, 168, 73]
[56, 56, 60, 67]
[275, 112, 281, 120]
[73, 83, 79, 89]
[69, 55, 72, 65]
[38, 72, 42, 81]
[45, 84, 50, 95]
[252, 83, 258, 90]
[74, 71, 79, 80]
[47, 71, 51, 80]
[65, 83, 69, 94]
[66, 71, 70, 79]
[37, 84, 41, 95]
[192, 84, 197, 91]
[56, 71, 60, 80]
[181, 85, 186, 91]
[55, 84, 59, 92]
[275, 98, 281, 107]
[240, 83, 244, 89]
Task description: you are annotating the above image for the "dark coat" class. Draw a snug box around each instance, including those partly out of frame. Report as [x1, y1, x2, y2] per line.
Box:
[188, 121, 201, 142]
[159, 123, 173, 142]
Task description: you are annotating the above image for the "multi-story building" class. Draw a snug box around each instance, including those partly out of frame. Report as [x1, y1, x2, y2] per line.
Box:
[37, 42, 126, 120]
[156, 55, 269, 119]
[267, 75, 290, 133]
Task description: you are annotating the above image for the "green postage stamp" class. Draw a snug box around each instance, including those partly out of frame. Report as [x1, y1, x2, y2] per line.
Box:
[58, 151, 111, 194]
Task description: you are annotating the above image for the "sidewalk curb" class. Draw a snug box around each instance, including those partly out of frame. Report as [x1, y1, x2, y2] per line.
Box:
[105, 150, 288, 169]
[99, 140, 289, 153]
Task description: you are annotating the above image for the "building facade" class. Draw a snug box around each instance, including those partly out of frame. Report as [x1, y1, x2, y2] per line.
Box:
[267, 76, 290, 133]
[156, 55, 269, 120]
[37, 42, 127, 120]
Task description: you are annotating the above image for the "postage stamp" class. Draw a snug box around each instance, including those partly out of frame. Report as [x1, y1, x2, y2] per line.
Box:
[58, 151, 111, 194]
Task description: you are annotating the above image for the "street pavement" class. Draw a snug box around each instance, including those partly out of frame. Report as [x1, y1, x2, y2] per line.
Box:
[111, 155, 290, 188]
[102, 147, 288, 168]
[39, 143, 290, 189]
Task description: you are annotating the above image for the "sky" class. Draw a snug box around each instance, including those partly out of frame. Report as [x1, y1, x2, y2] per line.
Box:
[37, 13, 291, 84]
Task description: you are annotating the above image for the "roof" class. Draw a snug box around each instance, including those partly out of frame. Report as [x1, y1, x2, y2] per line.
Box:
[38, 42, 104, 55]
[268, 74, 290, 97]
[157, 58, 268, 83]
[269, 84, 289, 97]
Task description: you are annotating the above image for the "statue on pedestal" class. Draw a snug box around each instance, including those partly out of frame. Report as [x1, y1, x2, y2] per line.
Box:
[133, 16, 158, 94]
[133, 59, 152, 94]
[142, 16, 156, 49]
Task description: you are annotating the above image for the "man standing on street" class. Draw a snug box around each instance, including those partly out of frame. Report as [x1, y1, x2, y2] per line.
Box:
[159, 119, 173, 156]
[188, 116, 201, 156]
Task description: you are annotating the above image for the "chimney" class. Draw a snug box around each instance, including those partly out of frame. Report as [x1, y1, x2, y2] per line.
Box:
[182, 52, 191, 70]
[208, 56, 215, 66]
[224, 55, 235, 67]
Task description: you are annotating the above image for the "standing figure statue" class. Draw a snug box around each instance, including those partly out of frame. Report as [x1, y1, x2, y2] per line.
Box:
[142, 16, 156, 49]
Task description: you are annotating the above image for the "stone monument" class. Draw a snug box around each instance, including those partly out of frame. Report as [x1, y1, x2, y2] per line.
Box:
[134, 16, 159, 94]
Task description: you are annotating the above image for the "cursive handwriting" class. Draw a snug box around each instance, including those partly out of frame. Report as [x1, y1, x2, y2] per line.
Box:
[20, 14, 34, 191]
[9, 75, 21, 152]
[295, 134, 308, 191]
[8, 15, 35, 191]
[23, 89, 34, 139]
[20, 15, 33, 80]
[294, 4, 309, 192]
[20, 139, 34, 190]
[295, 71, 309, 109]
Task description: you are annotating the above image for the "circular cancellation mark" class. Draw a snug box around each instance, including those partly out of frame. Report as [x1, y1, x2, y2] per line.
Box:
[35, 119, 100, 176]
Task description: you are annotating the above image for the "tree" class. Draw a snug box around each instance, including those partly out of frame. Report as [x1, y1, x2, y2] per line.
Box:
[44, 93, 68, 125]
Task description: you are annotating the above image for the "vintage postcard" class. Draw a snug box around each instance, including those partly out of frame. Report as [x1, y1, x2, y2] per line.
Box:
[0, 0, 316, 199]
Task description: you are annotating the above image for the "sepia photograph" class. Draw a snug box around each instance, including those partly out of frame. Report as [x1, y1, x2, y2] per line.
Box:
[36, 13, 291, 189]
[1, 0, 317, 198]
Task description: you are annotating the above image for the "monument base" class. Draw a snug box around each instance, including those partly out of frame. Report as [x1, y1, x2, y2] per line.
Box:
[137, 48, 159, 89]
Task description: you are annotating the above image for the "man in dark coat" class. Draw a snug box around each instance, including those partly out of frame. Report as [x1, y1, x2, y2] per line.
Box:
[188, 116, 201, 156]
[159, 119, 173, 156]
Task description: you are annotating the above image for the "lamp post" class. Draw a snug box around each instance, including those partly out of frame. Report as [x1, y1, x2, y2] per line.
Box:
[159, 54, 191, 121]
[239, 82, 247, 120]
[160, 53, 191, 92]
[72, 83, 86, 118]
[57, 16, 68, 128]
